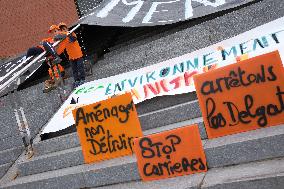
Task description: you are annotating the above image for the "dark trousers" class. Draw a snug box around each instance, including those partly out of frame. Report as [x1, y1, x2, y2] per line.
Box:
[27, 47, 44, 57]
[70, 58, 85, 81]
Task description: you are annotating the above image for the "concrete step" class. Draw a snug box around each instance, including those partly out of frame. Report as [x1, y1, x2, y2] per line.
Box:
[3, 151, 284, 189]
[205, 124, 284, 168]
[135, 92, 197, 115]
[93, 158, 284, 189]
[0, 147, 23, 166]
[107, 26, 171, 58]
[94, 172, 205, 189]
[0, 135, 23, 152]
[1, 155, 138, 189]
[17, 83, 62, 138]
[0, 108, 20, 140]
[202, 158, 284, 189]
[34, 117, 204, 157]
[22, 118, 205, 176]
[35, 100, 201, 156]
[34, 132, 80, 157]
[33, 117, 204, 156]
[0, 163, 12, 180]
[0, 82, 62, 142]
[17, 124, 284, 178]
[138, 100, 201, 131]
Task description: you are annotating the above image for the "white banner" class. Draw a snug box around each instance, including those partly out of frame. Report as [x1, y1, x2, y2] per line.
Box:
[42, 16, 284, 134]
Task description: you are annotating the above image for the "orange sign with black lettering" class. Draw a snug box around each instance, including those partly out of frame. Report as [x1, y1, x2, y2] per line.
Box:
[133, 124, 207, 181]
[73, 93, 143, 164]
[194, 51, 284, 139]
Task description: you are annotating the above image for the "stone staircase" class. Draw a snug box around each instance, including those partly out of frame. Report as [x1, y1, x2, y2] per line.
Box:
[1, 101, 284, 188]
[0, 82, 63, 181]
[1, 0, 284, 188]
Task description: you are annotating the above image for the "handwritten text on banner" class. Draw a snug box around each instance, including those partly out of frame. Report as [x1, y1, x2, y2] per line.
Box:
[73, 93, 143, 163]
[134, 124, 207, 181]
[194, 51, 284, 138]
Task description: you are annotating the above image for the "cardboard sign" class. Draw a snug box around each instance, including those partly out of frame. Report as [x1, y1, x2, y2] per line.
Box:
[133, 124, 207, 181]
[73, 93, 143, 164]
[194, 51, 284, 139]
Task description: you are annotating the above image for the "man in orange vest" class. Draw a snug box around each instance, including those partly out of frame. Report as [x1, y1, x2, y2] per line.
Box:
[55, 23, 86, 89]
[26, 25, 61, 64]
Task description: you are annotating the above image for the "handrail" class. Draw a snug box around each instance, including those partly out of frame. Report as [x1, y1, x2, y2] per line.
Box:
[0, 24, 81, 95]
[0, 56, 32, 83]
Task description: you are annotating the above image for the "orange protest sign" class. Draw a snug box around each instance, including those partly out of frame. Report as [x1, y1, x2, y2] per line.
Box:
[72, 93, 143, 164]
[133, 124, 207, 181]
[194, 51, 284, 139]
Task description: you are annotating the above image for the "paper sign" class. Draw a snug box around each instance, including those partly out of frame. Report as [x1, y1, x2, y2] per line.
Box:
[194, 51, 284, 139]
[73, 93, 143, 164]
[133, 124, 207, 181]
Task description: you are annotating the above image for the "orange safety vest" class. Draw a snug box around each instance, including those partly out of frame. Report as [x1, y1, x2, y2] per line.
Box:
[48, 64, 64, 80]
[56, 32, 83, 60]
[42, 37, 54, 44]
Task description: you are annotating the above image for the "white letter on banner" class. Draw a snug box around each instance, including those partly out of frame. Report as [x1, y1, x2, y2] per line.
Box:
[97, 0, 121, 18]
[142, 0, 181, 24]
[185, 0, 226, 19]
[193, 0, 226, 7]
[185, 0, 193, 19]
[122, 0, 144, 23]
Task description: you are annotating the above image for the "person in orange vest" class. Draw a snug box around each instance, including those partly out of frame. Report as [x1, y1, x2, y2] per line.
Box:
[26, 25, 61, 64]
[42, 25, 62, 63]
[41, 25, 67, 92]
[48, 63, 65, 80]
[44, 59, 66, 93]
[55, 23, 86, 89]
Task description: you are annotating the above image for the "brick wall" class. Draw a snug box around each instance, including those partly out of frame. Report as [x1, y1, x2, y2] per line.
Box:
[0, 0, 79, 58]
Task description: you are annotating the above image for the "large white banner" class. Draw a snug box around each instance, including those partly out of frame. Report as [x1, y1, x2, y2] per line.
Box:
[42, 16, 284, 134]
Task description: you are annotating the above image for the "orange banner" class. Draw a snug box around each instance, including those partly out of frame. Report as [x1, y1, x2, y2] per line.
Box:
[73, 93, 143, 164]
[133, 124, 207, 181]
[194, 51, 284, 139]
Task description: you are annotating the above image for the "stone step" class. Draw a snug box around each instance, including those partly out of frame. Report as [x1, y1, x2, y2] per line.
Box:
[107, 25, 173, 58]
[0, 135, 23, 152]
[0, 108, 20, 140]
[0, 163, 12, 180]
[205, 124, 284, 168]
[1, 155, 138, 189]
[35, 100, 201, 156]
[93, 158, 284, 189]
[0, 147, 23, 166]
[138, 100, 201, 131]
[34, 132, 80, 157]
[24, 118, 205, 176]
[34, 116, 204, 157]
[202, 158, 284, 189]
[135, 92, 197, 116]
[94, 172, 205, 189]
[17, 124, 284, 178]
[0, 82, 62, 142]
[3, 151, 284, 189]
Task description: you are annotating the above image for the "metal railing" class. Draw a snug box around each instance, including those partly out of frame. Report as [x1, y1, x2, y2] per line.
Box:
[0, 24, 81, 96]
[1, 24, 80, 158]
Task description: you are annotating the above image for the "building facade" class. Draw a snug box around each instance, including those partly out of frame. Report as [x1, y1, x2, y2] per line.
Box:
[0, 0, 79, 58]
